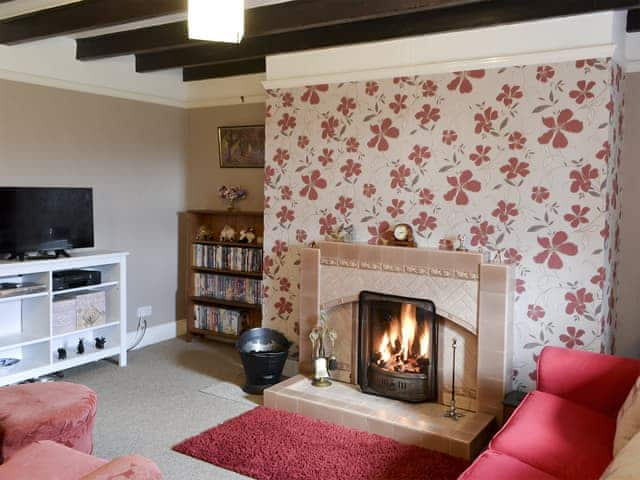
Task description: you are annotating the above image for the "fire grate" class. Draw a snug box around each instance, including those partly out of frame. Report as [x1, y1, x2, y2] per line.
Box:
[358, 291, 438, 403]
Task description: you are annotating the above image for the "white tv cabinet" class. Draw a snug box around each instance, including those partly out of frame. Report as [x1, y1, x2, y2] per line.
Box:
[0, 250, 128, 386]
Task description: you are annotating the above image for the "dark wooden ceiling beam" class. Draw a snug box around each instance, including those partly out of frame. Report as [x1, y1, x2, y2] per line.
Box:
[245, 0, 487, 37]
[76, 22, 199, 60]
[0, 0, 186, 45]
[138, 0, 640, 73]
[628, 8, 640, 32]
[182, 58, 266, 81]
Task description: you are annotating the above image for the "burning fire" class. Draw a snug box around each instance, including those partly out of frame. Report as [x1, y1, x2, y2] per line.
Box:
[375, 304, 431, 374]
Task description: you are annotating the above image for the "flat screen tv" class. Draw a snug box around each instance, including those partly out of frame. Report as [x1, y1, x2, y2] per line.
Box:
[0, 187, 94, 260]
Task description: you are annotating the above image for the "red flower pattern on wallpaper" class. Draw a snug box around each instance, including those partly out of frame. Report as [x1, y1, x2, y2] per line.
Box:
[565, 288, 594, 316]
[538, 109, 584, 149]
[569, 164, 599, 193]
[533, 232, 578, 269]
[470, 145, 491, 166]
[560, 326, 586, 349]
[415, 104, 441, 126]
[368, 118, 400, 151]
[301, 84, 329, 105]
[444, 170, 481, 205]
[299, 170, 327, 200]
[264, 60, 621, 392]
[447, 70, 485, 93]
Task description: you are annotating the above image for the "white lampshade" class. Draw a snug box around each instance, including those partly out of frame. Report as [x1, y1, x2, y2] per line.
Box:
[188, 0, 245, 44]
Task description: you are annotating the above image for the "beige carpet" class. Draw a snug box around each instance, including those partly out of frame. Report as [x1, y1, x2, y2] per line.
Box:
[64, 337, 260, 480]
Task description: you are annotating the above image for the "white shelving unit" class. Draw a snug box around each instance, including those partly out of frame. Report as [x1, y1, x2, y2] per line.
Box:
[0, 250, 128, 386]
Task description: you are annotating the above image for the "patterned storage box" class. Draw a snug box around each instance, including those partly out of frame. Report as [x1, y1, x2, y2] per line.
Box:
[52, 295, 77, 336]
[76, 291, 106, 329]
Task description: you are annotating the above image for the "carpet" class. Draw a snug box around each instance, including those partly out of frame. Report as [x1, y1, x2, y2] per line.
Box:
[173, 407, 469, 480]
[199, 380, 262, 407]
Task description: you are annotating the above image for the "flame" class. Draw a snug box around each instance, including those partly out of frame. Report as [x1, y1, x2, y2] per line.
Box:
[400, 304, 416, 362]
[419, 330, 430, 358]
[375, 303, 431, 374]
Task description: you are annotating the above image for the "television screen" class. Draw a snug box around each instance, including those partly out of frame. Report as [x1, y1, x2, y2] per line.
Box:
[0, 187, 94, 256]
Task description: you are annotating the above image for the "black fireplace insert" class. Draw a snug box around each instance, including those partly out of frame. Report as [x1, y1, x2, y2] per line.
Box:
[357, 291, 438, 403]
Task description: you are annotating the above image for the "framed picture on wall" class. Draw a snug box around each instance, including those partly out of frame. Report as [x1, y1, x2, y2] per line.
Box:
[218, 125, 266, 168]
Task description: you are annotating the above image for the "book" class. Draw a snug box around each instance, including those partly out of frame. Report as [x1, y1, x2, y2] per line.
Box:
[192, 244, 262, 273]
[194, 273, 262, 305]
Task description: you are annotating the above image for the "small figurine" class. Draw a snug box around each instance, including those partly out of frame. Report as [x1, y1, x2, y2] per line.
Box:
[57, 348, 67, 360]
[95, 337, 106, 350]
[494, 249, 505, 264]
[196, 226, 213, 241]
[219, 224, 236, 242]
[238, 227, 257, 244]
[456, 234, 468, 252]
[77, 339, 85, 355]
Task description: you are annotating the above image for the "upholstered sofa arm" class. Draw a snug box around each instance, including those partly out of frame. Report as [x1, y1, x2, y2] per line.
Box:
[80, 455, 162, 480]
[537, 346, 640, 418]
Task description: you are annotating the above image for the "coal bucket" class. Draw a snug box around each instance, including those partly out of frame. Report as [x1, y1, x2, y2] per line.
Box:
[236, 328, 290, 394]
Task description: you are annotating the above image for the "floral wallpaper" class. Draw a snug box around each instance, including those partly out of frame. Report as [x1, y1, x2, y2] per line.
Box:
[263, 58, 621, 390]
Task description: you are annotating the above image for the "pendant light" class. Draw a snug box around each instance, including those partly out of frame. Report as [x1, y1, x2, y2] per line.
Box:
[188, 0, 245, 44]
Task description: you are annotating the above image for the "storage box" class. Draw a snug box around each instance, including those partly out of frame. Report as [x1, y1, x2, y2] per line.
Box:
[52, 296, 77, 336]
[76, 291, 106, 329]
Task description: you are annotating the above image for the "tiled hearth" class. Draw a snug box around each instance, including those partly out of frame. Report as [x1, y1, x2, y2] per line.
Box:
[264, 375, 495, 460]
[265, 241, 513, 459]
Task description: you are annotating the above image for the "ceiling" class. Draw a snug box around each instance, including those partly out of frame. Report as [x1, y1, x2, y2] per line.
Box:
[1, 0, 639, 84]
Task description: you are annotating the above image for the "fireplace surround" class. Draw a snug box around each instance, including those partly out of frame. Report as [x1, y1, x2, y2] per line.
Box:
[358, 291, 438, 403]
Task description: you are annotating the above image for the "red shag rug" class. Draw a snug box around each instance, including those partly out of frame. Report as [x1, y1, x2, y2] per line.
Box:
[173, 407, 469, 480]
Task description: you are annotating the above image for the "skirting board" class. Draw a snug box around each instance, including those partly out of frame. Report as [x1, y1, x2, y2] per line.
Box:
[126, 318, 187, 351]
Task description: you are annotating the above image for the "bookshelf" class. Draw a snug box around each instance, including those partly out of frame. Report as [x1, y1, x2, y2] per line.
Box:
[184, 210, 263, 344]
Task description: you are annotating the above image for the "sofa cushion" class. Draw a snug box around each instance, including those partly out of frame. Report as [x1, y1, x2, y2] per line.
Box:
[0, 440, 106, 480]
[490, 391, 615, 480]
[459, 450, 559, 480]
[614, 376, 640, 455]
[601, 431, 640, 479]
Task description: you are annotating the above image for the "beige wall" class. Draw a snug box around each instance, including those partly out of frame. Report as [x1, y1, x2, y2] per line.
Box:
[618, 73, 640, 358]
[186, 103, 265, 211]
[0, 79, 187, 331]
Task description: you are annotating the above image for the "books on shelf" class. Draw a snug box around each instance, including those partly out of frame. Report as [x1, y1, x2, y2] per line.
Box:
[194, 273, 262, 305]
[193, 244, 262, 273]
[194, 305, 245, 336]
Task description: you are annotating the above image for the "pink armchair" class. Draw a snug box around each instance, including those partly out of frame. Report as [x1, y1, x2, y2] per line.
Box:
[0, 441, 162, 480]
[460, 346, 640, 480]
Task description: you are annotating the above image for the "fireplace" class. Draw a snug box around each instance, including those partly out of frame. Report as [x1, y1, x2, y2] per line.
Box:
[357, 291, 438, 403]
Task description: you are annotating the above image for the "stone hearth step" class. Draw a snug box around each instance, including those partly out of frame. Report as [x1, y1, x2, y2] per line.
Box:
[264, 375, 495, 460]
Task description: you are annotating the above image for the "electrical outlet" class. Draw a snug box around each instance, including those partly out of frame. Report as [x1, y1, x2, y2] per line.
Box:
[137, 305, 152, 318]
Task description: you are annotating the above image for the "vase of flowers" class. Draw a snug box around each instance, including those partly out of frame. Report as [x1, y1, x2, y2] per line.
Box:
[218, 186, 247, 211]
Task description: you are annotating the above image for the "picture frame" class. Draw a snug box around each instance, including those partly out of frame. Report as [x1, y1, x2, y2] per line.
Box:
[218, 125, 266, 168]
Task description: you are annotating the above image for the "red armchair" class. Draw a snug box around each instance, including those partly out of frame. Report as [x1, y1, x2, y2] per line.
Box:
[460, 346, 640, 480]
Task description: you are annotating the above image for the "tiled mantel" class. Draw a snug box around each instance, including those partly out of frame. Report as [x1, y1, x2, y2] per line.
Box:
[266, 241, 513, 460]
[298, 241, 514, 422]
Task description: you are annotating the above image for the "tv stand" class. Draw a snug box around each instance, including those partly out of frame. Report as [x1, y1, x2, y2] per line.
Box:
[8, 250, 72, 262]
[0, 250, 129, 386]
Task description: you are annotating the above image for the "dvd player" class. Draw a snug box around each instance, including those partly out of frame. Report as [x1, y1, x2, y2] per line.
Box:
[53, 269, 101, 291]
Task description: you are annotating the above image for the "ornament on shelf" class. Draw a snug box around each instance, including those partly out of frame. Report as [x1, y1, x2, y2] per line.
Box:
[456, 234, 468, 252]
[77, 339, 85, 355]
[57, 348, 67, 360]
[218, 185, 247, 211]
[389, 224, 416, 247]
[95, 337, 107, 350]
[493, 249, 505, 264]
[325, 224, 353, 243]
[238, 227, 257, 244]
[439, 238, 454, 251]
[196, 226, 214, 242]
[219, 225, 236, 242]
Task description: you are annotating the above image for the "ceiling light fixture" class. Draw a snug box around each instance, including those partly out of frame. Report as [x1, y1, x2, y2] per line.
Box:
[188, 0, 245, 44]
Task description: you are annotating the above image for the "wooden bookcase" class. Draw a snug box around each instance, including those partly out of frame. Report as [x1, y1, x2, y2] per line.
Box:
[183, 210, 263, 344]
